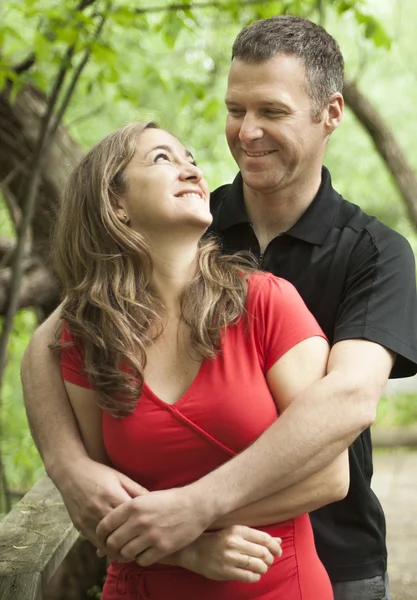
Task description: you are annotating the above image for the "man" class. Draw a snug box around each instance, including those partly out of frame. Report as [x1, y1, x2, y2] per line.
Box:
[21, 16, 417, 600]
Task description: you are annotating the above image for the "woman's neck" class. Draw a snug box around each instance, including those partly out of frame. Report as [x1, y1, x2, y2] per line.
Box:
[149, 238, 199, 316]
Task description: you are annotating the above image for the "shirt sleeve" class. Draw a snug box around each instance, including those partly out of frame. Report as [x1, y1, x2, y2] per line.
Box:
[60, 323, 94, 389]
[249, 273, 327, 372]
[333, 223, 417, 378]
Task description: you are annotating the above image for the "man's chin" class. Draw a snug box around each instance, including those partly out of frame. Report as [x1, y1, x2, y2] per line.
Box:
[241, 171, 280, 193]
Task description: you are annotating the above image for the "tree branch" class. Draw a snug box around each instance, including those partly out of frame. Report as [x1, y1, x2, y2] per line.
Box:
[8, 0, 99, 76]
[9, 0, 274, 75]
[0, 5, 103, 389]
[343, 77, 417, 229]
[0, 262, 59, 316]
[48, 12, 107, 139]
[1, 184, 22, 229]
[132, 0, 279, 14]
[0, 237, 15, 269]
[12, 53, 36, 76]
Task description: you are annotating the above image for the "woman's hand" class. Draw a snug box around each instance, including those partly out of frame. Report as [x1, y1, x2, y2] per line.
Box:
[170, 525, 282, 583]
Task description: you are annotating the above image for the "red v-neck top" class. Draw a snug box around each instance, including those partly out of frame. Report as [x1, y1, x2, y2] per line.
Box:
[61, 272, 332, 599]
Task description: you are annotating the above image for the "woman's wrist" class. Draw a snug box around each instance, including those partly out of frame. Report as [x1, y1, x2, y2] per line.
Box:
[158, 542, 199, 571]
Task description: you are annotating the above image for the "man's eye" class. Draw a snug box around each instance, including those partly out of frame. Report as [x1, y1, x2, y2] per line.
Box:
[154, 152, 170, 163]
[264, 110, 283, 116]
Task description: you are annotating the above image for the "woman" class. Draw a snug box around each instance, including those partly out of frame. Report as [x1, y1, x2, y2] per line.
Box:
[55, 121, 348, 599]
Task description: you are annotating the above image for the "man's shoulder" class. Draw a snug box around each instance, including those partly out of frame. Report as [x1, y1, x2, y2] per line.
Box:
[210, 183, 232, 209]
[336, 195, 412, 255]
[209, 182, 234, 230]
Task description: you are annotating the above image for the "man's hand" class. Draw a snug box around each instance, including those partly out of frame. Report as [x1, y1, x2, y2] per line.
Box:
[96, 485, 215, 566]
[57, 457, 148, 550]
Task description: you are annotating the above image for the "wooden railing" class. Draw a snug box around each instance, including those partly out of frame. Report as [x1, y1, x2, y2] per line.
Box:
[0, 477, 78, 600]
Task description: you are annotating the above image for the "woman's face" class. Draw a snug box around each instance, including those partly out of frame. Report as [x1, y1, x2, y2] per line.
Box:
[117, 128, 212, 236]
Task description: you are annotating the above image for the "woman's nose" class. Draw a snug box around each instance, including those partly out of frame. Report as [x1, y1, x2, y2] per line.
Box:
[179, 162, 204, 181]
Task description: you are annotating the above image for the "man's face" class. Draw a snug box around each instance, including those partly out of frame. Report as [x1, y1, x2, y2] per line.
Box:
[225, 54, 329, 195]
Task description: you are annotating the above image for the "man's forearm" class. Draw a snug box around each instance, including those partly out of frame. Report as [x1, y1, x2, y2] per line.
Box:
[213, 451, 349, 528]
[190, 371, 371, 519]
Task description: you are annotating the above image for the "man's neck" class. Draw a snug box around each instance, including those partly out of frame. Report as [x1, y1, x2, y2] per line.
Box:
[243, 173, 322, 252]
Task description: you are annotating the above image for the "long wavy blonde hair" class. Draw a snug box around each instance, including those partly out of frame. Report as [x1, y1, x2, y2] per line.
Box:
[53, 122, 254, 416]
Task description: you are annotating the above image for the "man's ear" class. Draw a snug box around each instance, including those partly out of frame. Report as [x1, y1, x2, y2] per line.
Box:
[325, 92, 344, 134]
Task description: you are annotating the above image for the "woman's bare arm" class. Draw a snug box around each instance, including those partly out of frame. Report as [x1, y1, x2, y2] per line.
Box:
[21, 314, 146, 547]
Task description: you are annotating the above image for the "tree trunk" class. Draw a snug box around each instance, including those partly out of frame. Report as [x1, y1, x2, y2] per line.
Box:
[0, 85, 84, 317]
[343, 76, 417, 229]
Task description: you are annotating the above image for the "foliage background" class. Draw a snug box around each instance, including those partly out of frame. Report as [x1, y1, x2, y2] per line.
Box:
[1, 0, 417, 501]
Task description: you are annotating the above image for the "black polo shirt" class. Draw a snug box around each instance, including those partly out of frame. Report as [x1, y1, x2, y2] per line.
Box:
[209, 167, 417, 582]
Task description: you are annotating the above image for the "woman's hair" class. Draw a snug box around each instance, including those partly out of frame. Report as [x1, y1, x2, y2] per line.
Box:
[53, 121, 254, 416]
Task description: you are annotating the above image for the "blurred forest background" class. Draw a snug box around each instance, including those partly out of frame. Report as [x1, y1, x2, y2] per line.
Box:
[1, 0, 417, 518]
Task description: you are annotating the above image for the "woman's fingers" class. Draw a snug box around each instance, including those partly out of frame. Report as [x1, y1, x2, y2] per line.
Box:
[231, 525, 282, 556]
[222, 526, 281, 564]
[222, 566, 262, 583]
[236, 552, 270, 574]
[185, 526, 283, 583]
[232, 539, 275, 567]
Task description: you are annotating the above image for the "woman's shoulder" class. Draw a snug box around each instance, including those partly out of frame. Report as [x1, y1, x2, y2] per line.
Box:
[246, 272, 298, 303]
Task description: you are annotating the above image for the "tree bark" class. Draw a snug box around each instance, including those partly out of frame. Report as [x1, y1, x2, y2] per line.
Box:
[343, 77, 417, 229]
[0, 86, 83, 317]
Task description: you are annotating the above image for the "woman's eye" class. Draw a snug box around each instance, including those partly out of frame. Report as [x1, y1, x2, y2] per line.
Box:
[154, 152, 170, 163]
[227, 108, 245, 117]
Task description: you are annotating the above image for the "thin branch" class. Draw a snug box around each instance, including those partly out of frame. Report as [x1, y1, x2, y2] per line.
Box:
[0, 237, 16, 269]
[66, 102, 106, 127]
[1, 184, 22, 230]
[48, 14, 107, 139]
[8, 0, 99, 75]
[0, 31, 88, 392]
[9, 0, 276, 74]
[12, 53, 36, 75]
[344, 76, 417, 229]
[132, 0, 275, 15]
[79, 0, 99, 8]
[0, 160, 29, 191]
[0, 457, 11, 514]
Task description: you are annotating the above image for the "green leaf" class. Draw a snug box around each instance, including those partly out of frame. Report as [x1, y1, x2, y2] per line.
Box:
[109, 7, 137, 27]
[370, 23, 391, 49]
[354, 10, 391, 49]
[92, 41, 118, 66]
[33, 31, 52, 62]
[161, 11, 185, 49]
[202, 97, 221, 119]
[56, 26, 79, 46]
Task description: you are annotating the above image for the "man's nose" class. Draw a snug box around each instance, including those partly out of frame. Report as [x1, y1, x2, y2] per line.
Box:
[239, 114, 263, 144]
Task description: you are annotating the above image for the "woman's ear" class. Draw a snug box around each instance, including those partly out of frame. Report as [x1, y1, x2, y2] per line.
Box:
[114, 203, 130, 224]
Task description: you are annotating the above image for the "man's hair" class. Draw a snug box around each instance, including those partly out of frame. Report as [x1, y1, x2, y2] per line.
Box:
[232, 15, 344, 118]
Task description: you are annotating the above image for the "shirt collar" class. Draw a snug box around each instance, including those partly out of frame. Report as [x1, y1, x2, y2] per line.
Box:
[217, 166, 342, 245]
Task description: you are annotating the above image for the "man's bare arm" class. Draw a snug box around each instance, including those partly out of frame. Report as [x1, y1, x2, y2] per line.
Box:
[214, 450, 349, 528]
[21, 309, 145, 546]
[96, 338, 393, 564]
[194, 339, 393, 516]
